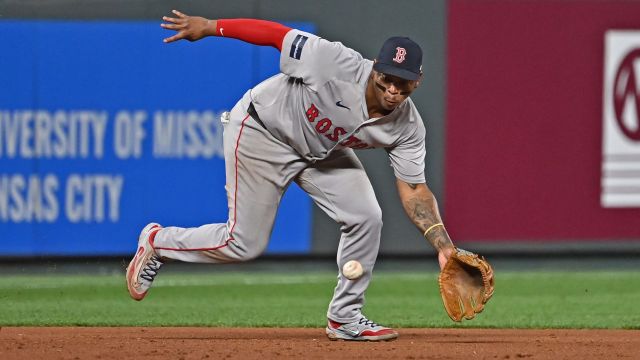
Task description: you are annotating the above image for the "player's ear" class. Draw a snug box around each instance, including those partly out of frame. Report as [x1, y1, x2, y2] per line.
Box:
[415, 72, 424, 88]
[371, 59, 380, 78]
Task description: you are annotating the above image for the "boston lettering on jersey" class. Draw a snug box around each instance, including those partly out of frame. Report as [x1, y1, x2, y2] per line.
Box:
[305, 104, 369, 149]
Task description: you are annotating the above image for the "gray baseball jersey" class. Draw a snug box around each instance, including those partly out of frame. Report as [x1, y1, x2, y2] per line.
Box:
[246, 29, 427, 184]
[151, 28, 428, 324]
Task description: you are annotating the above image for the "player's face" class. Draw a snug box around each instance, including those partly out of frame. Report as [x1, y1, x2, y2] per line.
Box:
[372, 71, 419, 111]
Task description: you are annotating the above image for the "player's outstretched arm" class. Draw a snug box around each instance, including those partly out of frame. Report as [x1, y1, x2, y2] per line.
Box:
[161, 10, 292, 51]
[396, 180, 455, 269]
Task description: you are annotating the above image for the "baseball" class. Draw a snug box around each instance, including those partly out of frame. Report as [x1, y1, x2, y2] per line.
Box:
[342, 260, 364, 280]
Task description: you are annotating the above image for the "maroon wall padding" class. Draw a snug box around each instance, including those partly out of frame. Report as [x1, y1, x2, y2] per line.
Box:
[446, 0, 640, 241]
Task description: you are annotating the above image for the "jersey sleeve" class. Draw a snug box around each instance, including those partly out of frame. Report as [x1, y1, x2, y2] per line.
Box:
[280, 29, 364, 91]
[215, 19, 291, 51]
[386, 113, 427, 184]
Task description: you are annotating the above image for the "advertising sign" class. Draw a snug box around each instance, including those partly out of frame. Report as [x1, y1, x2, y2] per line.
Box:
[0, 21, 314, 256]
[602, 31, 640, 207]
[446, 1, 640, 240]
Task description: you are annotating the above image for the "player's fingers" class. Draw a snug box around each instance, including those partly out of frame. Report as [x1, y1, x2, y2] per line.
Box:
[162, 16, 182, 24]
[160, 23, 184, 30]
[172, 9, 188, 18]
[163, 33, 185, 43]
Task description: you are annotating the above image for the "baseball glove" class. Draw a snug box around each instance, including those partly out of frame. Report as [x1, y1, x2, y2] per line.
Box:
[438, 248, 494, 322]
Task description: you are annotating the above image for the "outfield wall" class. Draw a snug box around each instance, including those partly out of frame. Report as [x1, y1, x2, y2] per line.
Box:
[446, 0, 640, 243]
[1, 0, 639, 258]
[0, 20, 315, 256]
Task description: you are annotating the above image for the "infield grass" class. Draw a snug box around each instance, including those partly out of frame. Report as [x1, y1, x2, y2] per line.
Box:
[0, 270, 638, 328]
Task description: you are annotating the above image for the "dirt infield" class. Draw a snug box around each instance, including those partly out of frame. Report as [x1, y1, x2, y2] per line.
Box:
[1, 327, 639, 359]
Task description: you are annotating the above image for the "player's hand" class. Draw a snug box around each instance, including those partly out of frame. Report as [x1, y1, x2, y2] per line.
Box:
[161, 10, 215, 43]
[437, 246, 454, 271]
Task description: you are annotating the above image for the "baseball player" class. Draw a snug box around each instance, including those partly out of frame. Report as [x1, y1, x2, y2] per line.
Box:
[127, 10, 456, 341]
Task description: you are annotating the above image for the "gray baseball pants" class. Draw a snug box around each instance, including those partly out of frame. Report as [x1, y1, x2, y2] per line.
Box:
[152, 96, 383, 323]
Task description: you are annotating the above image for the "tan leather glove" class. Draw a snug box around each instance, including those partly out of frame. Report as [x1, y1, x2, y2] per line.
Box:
[438, 248, 495, 322]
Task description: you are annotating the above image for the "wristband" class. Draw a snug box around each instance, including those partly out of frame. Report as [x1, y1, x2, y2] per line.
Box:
[423, 222, 444, 238]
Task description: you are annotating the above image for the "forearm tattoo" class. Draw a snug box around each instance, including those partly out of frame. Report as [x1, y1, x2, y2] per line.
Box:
[404, 191, 453, 251]
[425, 226, 452, 251]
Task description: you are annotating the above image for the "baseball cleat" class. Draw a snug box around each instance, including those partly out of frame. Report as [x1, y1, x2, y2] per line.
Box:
[325, 317, 398, 341]
[126, 222, 164, 301]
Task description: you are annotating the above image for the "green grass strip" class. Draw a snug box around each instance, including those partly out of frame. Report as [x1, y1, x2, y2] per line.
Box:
[0, 271, 637, 328]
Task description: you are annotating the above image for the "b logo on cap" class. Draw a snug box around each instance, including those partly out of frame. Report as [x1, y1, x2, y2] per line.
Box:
[393, 47, 407, 63]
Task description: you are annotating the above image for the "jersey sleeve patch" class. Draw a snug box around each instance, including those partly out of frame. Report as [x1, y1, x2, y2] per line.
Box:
[289, 34, 309, 60]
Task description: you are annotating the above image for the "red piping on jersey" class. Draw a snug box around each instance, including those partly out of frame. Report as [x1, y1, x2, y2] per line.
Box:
[154, 114, 251, 253]
[215, 19, 291, 51]
[227, 113, 251, 240]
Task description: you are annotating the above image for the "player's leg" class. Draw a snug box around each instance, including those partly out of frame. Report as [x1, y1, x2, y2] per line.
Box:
[295, 149, 396, 340]
[152, 98, 306, 263]
[127, 96, 305, 300]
